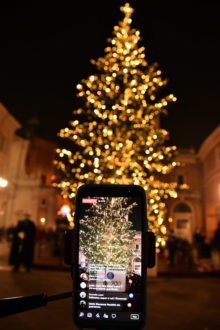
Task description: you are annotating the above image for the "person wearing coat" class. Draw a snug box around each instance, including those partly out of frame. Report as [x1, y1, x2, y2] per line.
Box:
[9, 214, 36, 272]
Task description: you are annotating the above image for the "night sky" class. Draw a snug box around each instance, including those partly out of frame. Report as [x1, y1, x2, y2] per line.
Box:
[0, 0, 219, 150]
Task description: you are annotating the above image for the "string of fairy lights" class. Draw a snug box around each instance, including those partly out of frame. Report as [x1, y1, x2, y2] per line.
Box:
[54, 3, 187, 249]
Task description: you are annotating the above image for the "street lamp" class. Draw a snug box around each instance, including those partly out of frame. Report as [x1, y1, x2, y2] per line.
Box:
[61, 205, 71, 216]
[40, 217, 46, 224]
[60, 205, 73, 228]
[0, 177, 8, 227]
[0, 177, 8, 188]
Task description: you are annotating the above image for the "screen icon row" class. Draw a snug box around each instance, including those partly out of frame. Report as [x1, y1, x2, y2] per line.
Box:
[130, 314, 139, 320]
[79, 312, 117, 319]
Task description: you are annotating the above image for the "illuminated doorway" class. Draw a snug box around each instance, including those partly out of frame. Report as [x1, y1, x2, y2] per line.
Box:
[173, 203, 193, 242]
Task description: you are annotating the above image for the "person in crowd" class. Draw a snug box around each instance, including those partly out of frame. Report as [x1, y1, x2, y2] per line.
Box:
[193, 229, 203, 262]
[211, 222, 220, 270]
[193, 230, 207, 258]
[166, 229, 177, 266]
[9, 214, 36, 272]
[212, 222, 220, 251]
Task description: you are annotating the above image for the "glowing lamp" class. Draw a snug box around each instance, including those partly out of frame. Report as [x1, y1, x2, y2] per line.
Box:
[40, 217, 46, 224]
[0, 177, 8, 188]
[61, 205, 71, 216]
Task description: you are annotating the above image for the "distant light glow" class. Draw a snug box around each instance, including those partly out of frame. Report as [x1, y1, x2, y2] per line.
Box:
[61, 205, 71, 216]
[40, 217, 46, 224]
[0, 177, 8, 188]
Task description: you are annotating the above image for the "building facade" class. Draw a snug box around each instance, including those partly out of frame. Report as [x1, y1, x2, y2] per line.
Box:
[198, 125, 220, 241]
[3, 135, 60, 228]
[166, 125, 220, 243]
[166, 148, 204, 242]
[0, 104, 67, 230]
[0, 103, 21, 227]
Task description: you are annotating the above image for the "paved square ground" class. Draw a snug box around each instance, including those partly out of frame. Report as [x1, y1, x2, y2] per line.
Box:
[0, 268, 220, 330]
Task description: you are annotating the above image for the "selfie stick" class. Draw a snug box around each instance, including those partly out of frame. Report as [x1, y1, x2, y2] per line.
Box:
[0, 291, 72, 317]
[0, 294, 139, 329]
[0, 230, 155, 320]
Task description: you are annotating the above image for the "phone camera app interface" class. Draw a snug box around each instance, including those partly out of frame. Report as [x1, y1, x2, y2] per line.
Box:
[77, 196, 142, 323]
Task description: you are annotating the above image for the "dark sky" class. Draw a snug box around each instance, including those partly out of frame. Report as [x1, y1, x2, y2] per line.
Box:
[0, 0, 219, 150]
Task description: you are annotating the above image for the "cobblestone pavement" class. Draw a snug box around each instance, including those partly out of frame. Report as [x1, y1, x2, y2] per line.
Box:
[0, 267, 220, 330]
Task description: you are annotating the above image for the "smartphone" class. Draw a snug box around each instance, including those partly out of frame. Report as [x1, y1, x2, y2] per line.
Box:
[73, 184, 147, 329]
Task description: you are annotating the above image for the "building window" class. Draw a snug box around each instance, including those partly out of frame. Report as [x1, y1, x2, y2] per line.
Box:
[0, 133, 5, 151]
[203, 161, 208, 177]
[177, 175, 184, 185]
[176, 219, 189, 229]
[25, 154, 30, 167]
[136, 244, 139, 250]
[41, 175, 46, 185]
[174, 203, 191, 213]
[215, 147, 220, 167]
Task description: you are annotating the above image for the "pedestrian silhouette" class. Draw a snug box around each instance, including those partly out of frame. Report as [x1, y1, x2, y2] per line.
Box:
[212, 223, 220, 251]
[167, 230, 177, 266]
[211, 223, 220, 270]
[9, 214, 36, 272]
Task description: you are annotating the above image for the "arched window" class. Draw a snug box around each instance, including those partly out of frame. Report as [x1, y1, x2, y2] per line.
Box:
[177, 175, 184, 185]
[174, 203, 191, 213]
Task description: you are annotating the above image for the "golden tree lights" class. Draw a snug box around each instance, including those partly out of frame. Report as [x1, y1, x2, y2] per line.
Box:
[80, 197, 136, 267]
[54, 3, 185, 247]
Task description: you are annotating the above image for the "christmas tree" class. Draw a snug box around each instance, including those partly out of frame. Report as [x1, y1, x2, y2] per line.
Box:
[80, 197, 136, 268]
[54, 3, 182, 247]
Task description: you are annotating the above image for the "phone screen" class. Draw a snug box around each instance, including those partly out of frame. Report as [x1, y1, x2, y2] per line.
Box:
[75, 191, 146, 328]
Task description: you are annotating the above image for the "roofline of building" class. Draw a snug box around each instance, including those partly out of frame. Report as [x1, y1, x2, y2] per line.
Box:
[175, 147, 200, 164]
[198, 125, 220, 161]
[0, 102, 21, 129]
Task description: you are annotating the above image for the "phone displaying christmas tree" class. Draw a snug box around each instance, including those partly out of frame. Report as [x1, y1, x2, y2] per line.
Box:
[79, 197, 141, 293]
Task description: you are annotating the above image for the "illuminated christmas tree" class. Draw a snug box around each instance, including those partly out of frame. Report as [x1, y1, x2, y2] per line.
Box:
[80, 197, 136, 267]
[54, 3, 182, 247]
